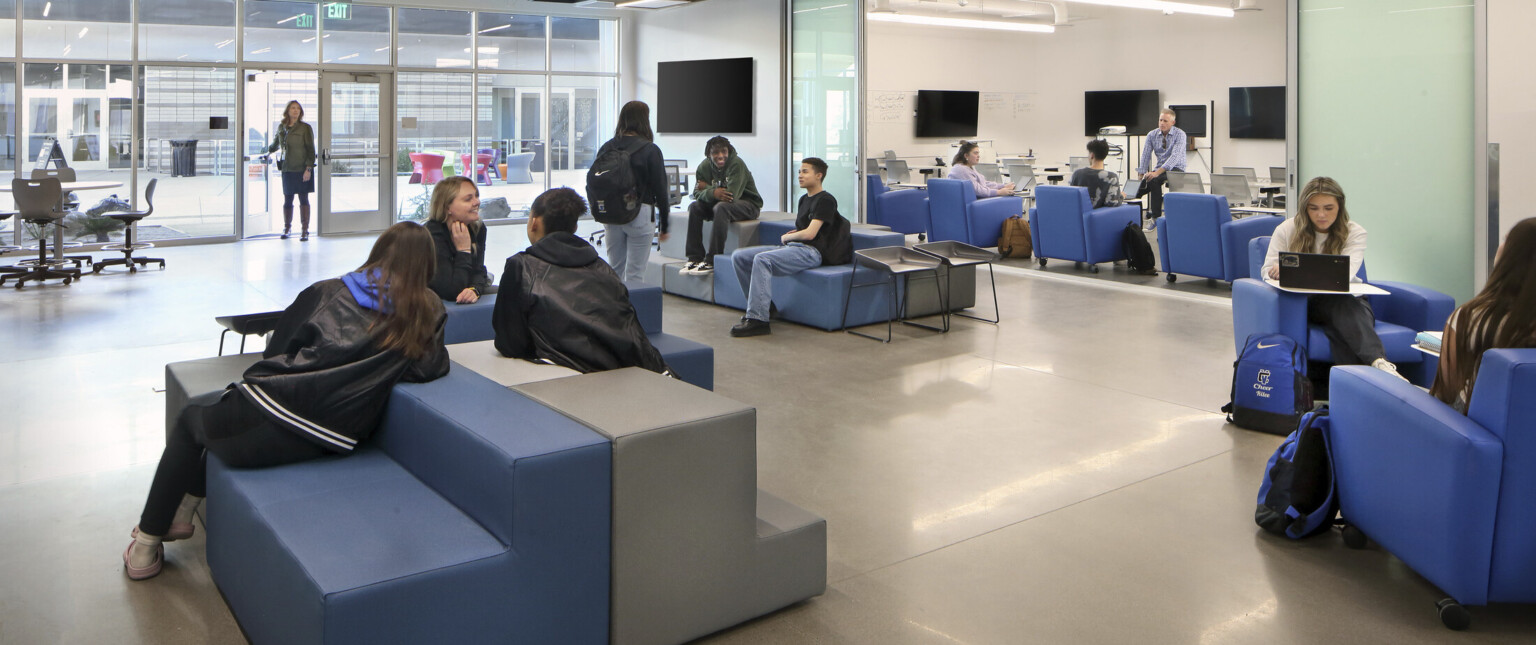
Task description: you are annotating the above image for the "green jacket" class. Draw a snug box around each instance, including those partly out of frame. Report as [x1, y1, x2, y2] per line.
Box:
[691, 152, 763, 209]
[268, 121, 316, 173]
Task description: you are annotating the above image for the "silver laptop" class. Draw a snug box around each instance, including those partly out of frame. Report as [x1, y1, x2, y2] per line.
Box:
[1004, 163, 1035, 191]
[1210, 173, 1255, 206]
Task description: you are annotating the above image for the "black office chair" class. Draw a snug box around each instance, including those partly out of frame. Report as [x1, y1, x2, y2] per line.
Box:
[1, 178, 81, 288]
[0, 208, 24, 280]
[29, 168, 93, 269]
[93, 179, 164, 274]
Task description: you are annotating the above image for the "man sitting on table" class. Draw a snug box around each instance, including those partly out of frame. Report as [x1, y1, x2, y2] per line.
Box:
[728, 158, 852, 338]
[681, 136, 763, 276]
[492, 187, 670, 375]
[1136, 108, 1187, 228]
[1070, 139, 1124, 209]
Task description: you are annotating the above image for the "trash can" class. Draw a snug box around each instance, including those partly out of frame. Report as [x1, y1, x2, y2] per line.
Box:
[170, 139, 199, 177]
[527, 141, 546, 173]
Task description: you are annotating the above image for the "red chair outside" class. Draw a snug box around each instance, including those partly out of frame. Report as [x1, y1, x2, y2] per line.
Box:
[461, 153, 493, 186]
[409, 153, 445, 185]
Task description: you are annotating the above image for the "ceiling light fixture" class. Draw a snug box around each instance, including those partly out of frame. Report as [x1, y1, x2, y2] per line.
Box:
[615, 0, 690, 8]
[1066, 0, 1235, 18]
[868, 13, 1055, 33]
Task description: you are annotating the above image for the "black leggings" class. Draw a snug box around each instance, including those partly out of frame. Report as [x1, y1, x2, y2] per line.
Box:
[138, 389, 327, 536]
[1308, 294, 1386, 366]
[283, 192, 310, 207]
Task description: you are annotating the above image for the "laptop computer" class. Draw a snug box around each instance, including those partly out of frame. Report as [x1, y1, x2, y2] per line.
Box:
[1278, 252, 1350, 291]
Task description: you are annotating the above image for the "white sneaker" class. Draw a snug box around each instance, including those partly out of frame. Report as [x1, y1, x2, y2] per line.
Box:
[1371, 358, 1409, 382]
[693, 262, 714, 275]
[680, 261, 700, 274]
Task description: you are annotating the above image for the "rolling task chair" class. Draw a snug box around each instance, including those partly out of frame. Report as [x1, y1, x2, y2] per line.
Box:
[29, 167, 93, 268]
[1, 178, 82, 288]
[93, 178, 164, 274]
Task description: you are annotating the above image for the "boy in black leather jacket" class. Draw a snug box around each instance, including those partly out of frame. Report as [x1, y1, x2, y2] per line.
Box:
[492, 188, 670, 375]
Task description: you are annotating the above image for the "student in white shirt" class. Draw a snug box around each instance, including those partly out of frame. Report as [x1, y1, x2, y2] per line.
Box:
[1261, 176, 1404, 380]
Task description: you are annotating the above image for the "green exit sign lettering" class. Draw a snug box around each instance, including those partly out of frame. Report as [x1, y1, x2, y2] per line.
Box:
[326, 3, 351, 20]
[296, 13, 314, 28]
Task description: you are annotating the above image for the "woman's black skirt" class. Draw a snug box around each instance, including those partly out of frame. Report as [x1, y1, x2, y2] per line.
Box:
[281, 170, 315, 195]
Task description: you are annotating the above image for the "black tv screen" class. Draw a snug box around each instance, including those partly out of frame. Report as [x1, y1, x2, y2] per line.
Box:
[915, 90, 978, 138]
[1169, 104, 1207, 138]
[657, 58, 753, 134]
[1229, 86, 1285, 140]
[1084, 90, 1159, 136]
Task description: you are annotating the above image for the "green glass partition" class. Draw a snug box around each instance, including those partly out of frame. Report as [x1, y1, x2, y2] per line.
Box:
[791, 0, 858, 217]
[1298, 0, 1474, 301]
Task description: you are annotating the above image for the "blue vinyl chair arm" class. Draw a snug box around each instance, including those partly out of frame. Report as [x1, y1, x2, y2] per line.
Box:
[1083, 204, 1140, 263]
[1232, 278, 1309, 356]
[1329, 365, 1503, 605]
[1026, 207, 1039, 252]
[969, 195, 1024, 248]
[1369, 280, 1456, 333]
[1222, 216, 1283, 282]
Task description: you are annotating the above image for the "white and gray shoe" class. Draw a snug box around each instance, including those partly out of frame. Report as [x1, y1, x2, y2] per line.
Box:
[1371, 358, 1409, 382]
[680, 261, 700, 274]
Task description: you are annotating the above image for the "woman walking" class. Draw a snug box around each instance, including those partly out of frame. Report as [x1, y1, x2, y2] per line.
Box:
[267, 100, 318, 240]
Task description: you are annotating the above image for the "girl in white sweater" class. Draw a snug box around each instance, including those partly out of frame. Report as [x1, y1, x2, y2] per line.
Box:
[1262, 176, 1404, 380]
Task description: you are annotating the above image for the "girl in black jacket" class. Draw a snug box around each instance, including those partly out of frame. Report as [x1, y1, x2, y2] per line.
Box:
[424, 176, 496, 303]
[124, 222, 450, 581]
[595, 100, 671, 284]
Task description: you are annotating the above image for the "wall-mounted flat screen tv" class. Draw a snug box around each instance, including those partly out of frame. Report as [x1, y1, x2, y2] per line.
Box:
[1169, 104, 1207, 138]
[1084, 90, 1159, 136]
[915, 90, 979, 138]
[657, 57, 753, 134]
[1229, 86, 1285, 140]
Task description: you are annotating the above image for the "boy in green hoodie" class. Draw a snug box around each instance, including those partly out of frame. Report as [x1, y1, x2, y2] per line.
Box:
[682, 136, 763, 275]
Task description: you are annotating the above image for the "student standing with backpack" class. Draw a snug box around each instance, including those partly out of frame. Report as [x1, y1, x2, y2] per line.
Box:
[588, 101, 670, 284]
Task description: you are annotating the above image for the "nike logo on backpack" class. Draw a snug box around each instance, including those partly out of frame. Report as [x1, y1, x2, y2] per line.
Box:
[594, 170, 609, 176]
[1257, 342, 1279, 349]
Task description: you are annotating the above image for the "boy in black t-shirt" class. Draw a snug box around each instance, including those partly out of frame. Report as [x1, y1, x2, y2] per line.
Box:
[728, 157, 851, 337]
[1069, 139, 1125, 210]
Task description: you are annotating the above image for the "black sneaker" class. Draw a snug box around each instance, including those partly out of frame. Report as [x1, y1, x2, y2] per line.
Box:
[730, 317, 771, 337]
[680, 261, 699, 274]
[693, 262, 714, 276]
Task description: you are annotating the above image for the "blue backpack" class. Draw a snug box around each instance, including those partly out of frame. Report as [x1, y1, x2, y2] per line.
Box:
[1255, 408, 1338, 539]
[1223, 333, 1313, 435]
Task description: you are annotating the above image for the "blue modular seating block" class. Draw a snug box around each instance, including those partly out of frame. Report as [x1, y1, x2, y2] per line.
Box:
[1329, 350, 1536, 612]
[1155, 192, 1283, 282]
[1027, 185, 1141, 269]
[1233, 236, 1456, 387]
[865, 175, 930, 237]
[204, 365, 612, 645]
[713, 220, 909, 331]
[925, 178, 1023, 248]
[438, 281, 715, 391]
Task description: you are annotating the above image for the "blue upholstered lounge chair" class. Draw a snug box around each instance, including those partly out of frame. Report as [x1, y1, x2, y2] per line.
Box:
[1156, 192, 1282, 283]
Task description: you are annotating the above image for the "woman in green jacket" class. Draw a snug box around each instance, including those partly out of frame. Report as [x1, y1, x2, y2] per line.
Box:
[267, 100, 317, 240]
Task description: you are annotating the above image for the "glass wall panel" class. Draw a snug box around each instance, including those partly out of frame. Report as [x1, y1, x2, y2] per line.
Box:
[550, 74, 614, 185]
[550, 17, 615, 73]
[18, 63, 134, 247]
[397, 71, 471, 221]
[322, 3, 390, 66]
[475, 73, 543, 216]
[139, 0, 237, 63]
[397, 8, 471, 69]
[140, 66, 238, 239]
[244, 0, 319, 64]
[477, 13, 545, 71]
[791, 0, 858, 217]
[0, 64, 14, 238]
[22, 0, 132, 60]
[1298, 0, 1473, 300]
[0, 1, 16, 58]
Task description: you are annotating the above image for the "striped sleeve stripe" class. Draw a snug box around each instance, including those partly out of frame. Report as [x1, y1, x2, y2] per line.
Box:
[239, 383, 357, 451]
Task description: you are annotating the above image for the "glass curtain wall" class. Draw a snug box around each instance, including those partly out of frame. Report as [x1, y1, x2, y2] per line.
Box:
[790, 0, 859, 217]
[1297, 0, 1473, 301]
[0, 2, 619, 246]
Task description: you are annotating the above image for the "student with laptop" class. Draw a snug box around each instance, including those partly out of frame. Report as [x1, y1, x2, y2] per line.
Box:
[1069, 139, 1124, 209]
[947, 141, 1016, 197]
[1430, 217, 1536, 413]
[1261, 176, 1404, 380]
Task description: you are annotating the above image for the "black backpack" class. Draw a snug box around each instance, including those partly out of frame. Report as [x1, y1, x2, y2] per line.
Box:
[1121, 221, 1155, 273]
[586, 138, 644, 225]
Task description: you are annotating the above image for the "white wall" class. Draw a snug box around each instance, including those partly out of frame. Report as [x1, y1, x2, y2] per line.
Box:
[1488, 0, 1535, 247]
[866, 1, 1286, 185]
[628, 0, 785, 210]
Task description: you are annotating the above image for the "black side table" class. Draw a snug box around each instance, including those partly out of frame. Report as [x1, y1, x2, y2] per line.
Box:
[914, 240, 1001, 324]
[841, 246, 947, 343]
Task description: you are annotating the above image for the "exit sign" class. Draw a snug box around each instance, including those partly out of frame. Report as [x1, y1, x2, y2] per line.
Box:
[296, 13, 313, 28]
[326, 3, 351, 20]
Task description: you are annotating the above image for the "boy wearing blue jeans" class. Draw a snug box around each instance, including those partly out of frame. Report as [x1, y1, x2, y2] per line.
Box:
[730, 157, 851, 337]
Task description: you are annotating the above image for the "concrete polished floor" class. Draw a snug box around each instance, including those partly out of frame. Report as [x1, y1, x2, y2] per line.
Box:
[1, 228, 1531, 644]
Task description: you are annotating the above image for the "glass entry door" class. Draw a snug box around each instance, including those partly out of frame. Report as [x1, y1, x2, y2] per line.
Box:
[318, 71, 393, 235]
[241, 69, 317, 239]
